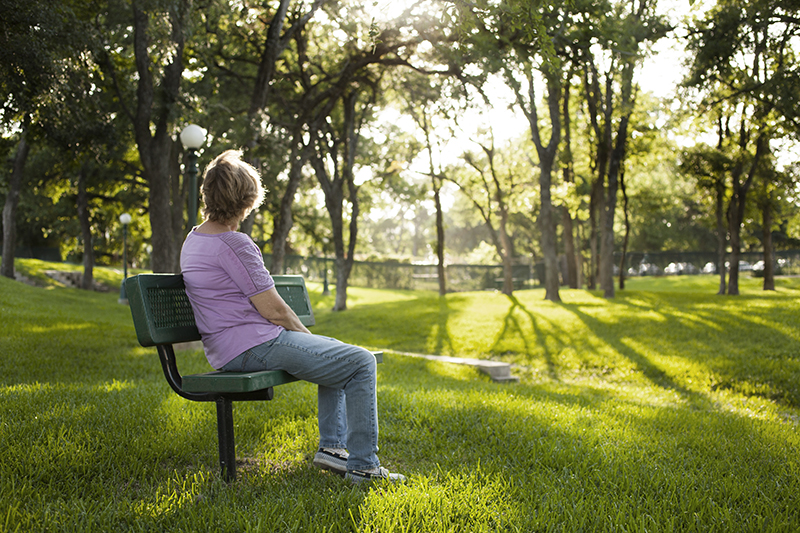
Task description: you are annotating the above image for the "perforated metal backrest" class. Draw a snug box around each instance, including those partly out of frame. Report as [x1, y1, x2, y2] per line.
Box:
[126, 273, 315, 347]
[126, 274, 201, 347]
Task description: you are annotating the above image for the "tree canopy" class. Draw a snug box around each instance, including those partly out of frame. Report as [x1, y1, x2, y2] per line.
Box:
[2, 0, 800, 303]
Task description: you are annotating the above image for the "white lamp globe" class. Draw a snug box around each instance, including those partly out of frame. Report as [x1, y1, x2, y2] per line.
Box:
[119, 213, 132, 225]
[180, 124, 207, 149]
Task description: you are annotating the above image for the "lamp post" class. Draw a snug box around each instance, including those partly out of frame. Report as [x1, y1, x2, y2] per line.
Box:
[322, 257, 330, 296]
[322, 238, 330, 296]
[180, 124, 207, 229]
[118, 213, 132, 305]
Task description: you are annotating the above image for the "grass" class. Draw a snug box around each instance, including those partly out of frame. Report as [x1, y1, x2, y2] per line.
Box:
[2, 259, 799, 531]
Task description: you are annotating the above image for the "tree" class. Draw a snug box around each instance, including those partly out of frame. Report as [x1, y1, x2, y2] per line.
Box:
[397, 72, 459, 296]
[685, 0, 799, 294]
[448, 0, 561, 300]
[0, 0, 85, 278]
[293, 3, 454, 309]
[310, 90, 370, 311]
[575, 0, 669, 297]
[196, 0, 326, 247]
[680, 140, 731, 294]
[95, 0, 195, 273]
[449, 135, 535, 296]
[1, 120, 30, 279]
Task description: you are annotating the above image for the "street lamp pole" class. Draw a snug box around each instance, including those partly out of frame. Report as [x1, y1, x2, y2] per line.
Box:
[322, 238, 330, 296]
[118, 213, 132, 305]
[180, 124, 207, 230]
[322, 257, 330, 295]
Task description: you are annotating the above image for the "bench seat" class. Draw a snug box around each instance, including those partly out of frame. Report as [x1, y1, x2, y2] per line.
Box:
[182, 370, 299, 394]
[182, 351, 383, 395]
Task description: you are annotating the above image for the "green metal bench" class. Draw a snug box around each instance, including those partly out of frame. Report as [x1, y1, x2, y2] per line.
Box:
[125, 273, 380, 481]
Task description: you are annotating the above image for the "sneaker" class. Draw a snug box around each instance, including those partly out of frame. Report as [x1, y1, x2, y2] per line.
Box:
[313, 448, 349, 476]
[345, 466, 406, 484]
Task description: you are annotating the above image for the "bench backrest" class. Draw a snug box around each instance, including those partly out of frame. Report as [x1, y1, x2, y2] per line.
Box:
[126, 274, 315, 347]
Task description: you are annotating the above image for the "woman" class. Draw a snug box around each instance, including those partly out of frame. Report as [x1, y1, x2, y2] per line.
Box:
[180, 150, 404, 484]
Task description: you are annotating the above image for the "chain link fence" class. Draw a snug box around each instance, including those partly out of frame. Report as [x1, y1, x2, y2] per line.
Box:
[266, 250, 800, 292]
[616, 250, 800, 278]
[263, 255, 539, 292]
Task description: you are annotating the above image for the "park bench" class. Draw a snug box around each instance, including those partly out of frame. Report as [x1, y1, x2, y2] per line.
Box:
[125, 273, 381, 482]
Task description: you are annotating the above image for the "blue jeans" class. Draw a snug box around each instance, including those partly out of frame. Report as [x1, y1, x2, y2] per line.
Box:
[220, 330, 380, 471]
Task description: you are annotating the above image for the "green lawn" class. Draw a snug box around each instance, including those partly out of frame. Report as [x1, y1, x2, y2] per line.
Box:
[2, 260, 799, 531]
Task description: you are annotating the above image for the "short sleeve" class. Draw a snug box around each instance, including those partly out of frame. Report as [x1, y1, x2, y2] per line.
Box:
[218, 232, 275, 297]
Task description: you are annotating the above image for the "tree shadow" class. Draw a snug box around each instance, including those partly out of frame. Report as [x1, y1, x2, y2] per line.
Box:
[559, 300, 704, 405]
[490, 294, 560, 380]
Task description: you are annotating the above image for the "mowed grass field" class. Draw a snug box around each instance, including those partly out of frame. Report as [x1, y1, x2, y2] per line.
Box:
[1, 259, 799, 532]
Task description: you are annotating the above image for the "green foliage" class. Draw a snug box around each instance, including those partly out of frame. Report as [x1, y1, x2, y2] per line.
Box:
[3, 261, 800, 531]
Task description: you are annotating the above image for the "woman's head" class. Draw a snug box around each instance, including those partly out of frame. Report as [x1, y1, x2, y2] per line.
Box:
[200, 150, 265, 225]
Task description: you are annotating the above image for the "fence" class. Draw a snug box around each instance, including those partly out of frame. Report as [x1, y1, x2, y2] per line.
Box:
[262, 255, 539, 292]
[266, 250, 800, 292]
[616, 250, 800, 278]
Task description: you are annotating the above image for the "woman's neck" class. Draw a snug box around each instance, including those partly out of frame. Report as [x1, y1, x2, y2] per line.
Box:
[196, 219, 238, 234]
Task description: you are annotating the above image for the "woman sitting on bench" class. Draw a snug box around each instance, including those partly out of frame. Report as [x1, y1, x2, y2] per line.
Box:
[180, 150, 404, 484]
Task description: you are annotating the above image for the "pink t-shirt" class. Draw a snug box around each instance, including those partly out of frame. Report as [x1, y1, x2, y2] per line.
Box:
[180, 229, 283, 369]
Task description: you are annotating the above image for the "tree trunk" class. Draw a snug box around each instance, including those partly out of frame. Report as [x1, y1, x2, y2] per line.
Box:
[575, 218, 585, 288]
[312, 92, 362, 312]
[727, 205, 742, 296]
[727, 132, 767, 295]
[562, 208, 577, 288]
[598, 186, 616, 298]
[145, 140, 181, 273]
[561, 73, 578, 289]
[762, 194, 775, 291]
[1, 126, 30, 279]
[77, 165, 94, 290]
[523, 67, 561, 302]
[600, 59, 634, 299]
[539, 158, 560, 300]
[716, 179, 727, 295]
[420, 112, 447, 296]
[619, 167, 630, 291]
[433, 176, 447, 296]
[271, 132, 313, 274]
[499, 206, 514, 296]
[588, 188, 600, 290]
[130, 2, 189, 273]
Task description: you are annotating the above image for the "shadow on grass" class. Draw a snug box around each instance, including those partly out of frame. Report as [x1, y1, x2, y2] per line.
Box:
[4, 339, 800, 531]
[560, 299, 705, 406]
[312, 290, 460, 356]
[375, 355, 800, 531]
[491, 294, 560, 380]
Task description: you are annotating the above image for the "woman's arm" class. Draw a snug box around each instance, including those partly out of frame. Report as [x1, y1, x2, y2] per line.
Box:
[250, 288, 312, 334]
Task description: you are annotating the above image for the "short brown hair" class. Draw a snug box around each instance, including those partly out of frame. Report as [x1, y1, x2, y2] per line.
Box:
[201, 150, 265, 225]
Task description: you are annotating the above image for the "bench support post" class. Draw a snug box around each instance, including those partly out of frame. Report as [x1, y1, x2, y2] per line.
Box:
[216, 398, 236, 482]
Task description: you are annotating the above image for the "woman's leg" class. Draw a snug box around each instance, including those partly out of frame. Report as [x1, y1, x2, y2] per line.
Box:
[221, 330, 380, 471]
[317, 385, 347, 449]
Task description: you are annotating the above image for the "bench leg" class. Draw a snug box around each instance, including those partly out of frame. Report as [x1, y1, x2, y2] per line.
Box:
[216, 398, 236, 482]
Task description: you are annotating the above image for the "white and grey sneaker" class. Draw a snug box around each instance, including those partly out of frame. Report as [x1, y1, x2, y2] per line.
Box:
[313, 448, 349, 476]
[345, 466, 406, 484]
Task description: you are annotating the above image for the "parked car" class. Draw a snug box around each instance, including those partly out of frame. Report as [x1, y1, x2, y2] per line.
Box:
[752, 259, 785, 277]
[664, 262, 700, 275]
[703, 262, 717, 274]
[638, 263, 663, 276]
